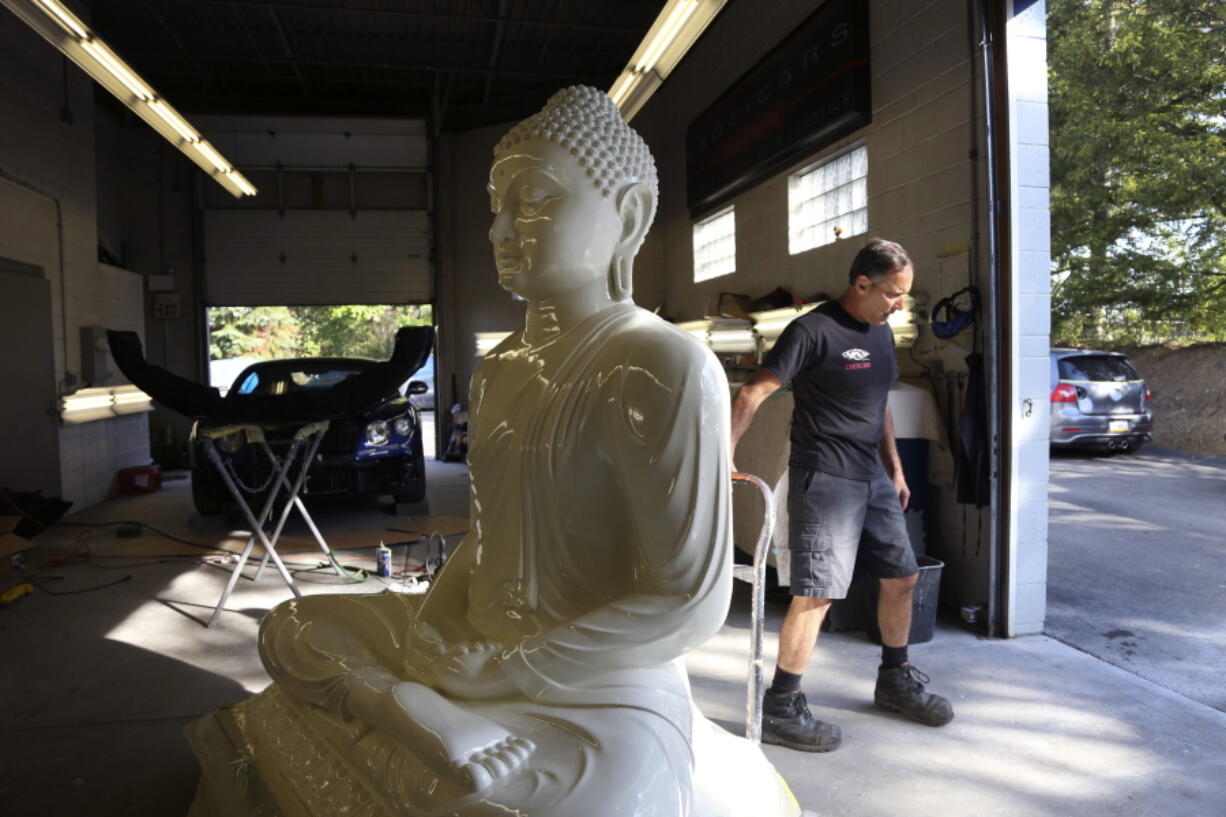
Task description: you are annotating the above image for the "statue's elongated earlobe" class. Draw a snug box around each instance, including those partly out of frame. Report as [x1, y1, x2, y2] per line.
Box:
[608, 182, 657, 301]
[610, 253, 633, 302]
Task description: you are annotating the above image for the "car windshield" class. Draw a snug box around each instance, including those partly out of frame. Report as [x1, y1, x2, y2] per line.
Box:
[235, 362, 370, 395]
[1057, 355, 1140, 383]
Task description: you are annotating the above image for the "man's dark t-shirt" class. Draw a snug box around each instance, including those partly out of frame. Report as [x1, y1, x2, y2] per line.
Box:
[761, 300, 898, 480]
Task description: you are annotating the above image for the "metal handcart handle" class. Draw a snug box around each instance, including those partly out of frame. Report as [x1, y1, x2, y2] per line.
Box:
[731, 471, 776, 744]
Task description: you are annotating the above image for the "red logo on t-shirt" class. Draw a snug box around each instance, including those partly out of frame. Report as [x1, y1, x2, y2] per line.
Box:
[842, 348, 871, 370]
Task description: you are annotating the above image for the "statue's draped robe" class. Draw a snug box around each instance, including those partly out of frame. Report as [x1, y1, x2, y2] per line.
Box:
[257, 304, 732, 815]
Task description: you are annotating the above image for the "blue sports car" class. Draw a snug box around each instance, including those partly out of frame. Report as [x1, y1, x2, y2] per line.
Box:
[189, 357, 429, 515]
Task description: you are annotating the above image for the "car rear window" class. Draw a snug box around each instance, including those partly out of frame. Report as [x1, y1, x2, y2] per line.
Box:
[1057, 355, 1140, 382]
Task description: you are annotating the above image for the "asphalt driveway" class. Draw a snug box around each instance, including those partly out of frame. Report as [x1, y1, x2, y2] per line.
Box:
[1047, 445, 1226, 712]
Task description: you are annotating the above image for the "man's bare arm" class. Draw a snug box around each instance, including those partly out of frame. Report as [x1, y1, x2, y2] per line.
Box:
[879, 405, 910, 510]
[730, 368, 784, 469]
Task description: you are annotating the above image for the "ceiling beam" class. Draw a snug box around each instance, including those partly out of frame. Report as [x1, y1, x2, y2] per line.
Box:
[481, 0, 508, 107]
[121, 51, 613, 83]
[269, 5, 310, 98]
[141, 0, 210, 96]
[207, 0, 647, 36]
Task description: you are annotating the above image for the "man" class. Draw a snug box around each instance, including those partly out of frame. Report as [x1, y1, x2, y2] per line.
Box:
[730, 238, 954, 753]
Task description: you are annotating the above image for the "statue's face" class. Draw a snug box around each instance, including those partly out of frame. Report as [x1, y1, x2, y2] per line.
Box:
[488, 139, 624, 301]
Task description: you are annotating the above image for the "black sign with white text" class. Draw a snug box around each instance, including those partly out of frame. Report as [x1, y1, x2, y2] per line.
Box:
[686, 0, 871, 217]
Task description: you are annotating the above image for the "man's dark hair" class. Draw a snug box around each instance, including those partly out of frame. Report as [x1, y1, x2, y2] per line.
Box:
[847, 238, 911, 285]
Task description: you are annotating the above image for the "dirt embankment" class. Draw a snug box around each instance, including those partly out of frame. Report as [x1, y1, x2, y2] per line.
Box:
[1116, 343, 1226, 457]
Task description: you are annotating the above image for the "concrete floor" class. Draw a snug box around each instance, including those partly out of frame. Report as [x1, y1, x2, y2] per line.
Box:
[2, 459, 1225, 817]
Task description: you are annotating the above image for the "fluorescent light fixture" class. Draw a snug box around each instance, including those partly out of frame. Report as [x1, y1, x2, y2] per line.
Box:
[60, 385, 154, 424]
[33, 0, 84, 38]
[2, 0, 257, 198]
[475, 331, 513, 357]
[887, 295, 918, 348]
[80, 38, 152, 101]
[635, 0, 699, 73]
[148, 99, 199, 143]
[750, 304, 820, 355]
[192, 140, 231, 173]
[708, 329, 755, 355]
[608, 72, 641, 107]
[676, 319, 712, 347]
[111, 385, 153, 415]
[229, 172, 258, 197]
[608, 0, 727, 121]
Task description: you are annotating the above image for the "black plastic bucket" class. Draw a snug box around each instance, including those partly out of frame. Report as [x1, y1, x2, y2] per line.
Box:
[863, 555, 944, 645]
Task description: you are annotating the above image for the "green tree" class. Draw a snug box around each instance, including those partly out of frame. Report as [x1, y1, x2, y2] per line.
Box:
[208, 306, 301, 360]
[291, 304, 433, 359]
[209, 304, 433, 361]
[1049, 0, 1226, 345]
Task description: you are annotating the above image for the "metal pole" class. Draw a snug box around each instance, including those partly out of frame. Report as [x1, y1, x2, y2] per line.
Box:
[977, 0, 1005, 637]
[733, 471, 776, 744]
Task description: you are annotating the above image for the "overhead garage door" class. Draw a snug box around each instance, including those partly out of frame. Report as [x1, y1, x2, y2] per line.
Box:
[204, 209, 430, 306]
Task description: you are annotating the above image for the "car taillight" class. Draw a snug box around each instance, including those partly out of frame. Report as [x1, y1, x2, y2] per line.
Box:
[1050, 384, 1078, 403]
[1144, 385, 1153, 401]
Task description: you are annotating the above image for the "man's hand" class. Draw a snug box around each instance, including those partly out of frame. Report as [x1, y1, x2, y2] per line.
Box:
[891, 469, 911, 511]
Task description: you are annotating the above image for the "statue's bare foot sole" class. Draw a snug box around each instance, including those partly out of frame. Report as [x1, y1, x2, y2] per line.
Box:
[387, 681, 536, 793]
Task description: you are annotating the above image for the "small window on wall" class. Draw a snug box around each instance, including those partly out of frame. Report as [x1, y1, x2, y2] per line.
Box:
[788, 144, 868, 254]
[693, 206, 736, 283]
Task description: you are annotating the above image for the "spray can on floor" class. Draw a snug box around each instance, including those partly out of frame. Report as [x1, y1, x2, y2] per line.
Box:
[375, 542, 392, 577]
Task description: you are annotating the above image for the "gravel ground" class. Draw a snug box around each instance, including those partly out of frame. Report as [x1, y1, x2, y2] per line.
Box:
[1116, 342, 1226, 457]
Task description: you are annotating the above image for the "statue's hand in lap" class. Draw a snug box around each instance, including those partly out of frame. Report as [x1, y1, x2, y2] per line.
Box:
[433, 641, 516, 700]
[384, 681, 536, 794]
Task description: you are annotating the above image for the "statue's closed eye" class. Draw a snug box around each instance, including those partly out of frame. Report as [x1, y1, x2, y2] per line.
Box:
[519, 185, 557, 216]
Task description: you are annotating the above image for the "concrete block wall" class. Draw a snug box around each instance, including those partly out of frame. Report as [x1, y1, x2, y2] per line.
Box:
[630, 0, 997, 612]
[633, 0, 986, 326]
[0, 8, 152, 510]
[95, 109, 209, 464]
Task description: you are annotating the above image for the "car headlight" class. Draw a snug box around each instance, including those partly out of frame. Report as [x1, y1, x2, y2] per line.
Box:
[364, 420, 391, 446]
[393, 418, 413, 437]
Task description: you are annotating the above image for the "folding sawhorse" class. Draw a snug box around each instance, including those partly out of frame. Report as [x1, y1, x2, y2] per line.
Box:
[199, 421, 345, 628]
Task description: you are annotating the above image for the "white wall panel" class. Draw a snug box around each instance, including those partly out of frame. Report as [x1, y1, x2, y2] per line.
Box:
[1006, 0, 1053, 636]
[1, 15, 152, 511]
[196, 115, 428, 168]
[205, 210, 431, 305]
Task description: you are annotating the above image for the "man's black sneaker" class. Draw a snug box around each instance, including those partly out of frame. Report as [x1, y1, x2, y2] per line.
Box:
[761, 690, 842, 752]
[874, 663, 954, 726]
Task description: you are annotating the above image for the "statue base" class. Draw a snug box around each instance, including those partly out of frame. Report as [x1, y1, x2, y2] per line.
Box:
[185, 688, 804, 817]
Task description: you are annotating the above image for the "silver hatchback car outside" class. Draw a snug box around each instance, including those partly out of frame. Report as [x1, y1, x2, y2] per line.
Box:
[1049, 348, 1154, 453]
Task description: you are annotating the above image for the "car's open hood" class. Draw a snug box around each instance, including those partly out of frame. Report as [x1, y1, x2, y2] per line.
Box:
[108, 326, 434, 427]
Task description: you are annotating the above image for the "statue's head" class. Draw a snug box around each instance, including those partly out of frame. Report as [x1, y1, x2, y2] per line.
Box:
[489, 86, 658, 303]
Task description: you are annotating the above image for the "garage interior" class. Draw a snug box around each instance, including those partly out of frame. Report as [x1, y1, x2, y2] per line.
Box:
[2, 1, 1224, 816]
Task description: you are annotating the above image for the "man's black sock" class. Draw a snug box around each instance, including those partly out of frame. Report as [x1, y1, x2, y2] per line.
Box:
[881, 644, 909, 668]
[768, 667, 803, 695]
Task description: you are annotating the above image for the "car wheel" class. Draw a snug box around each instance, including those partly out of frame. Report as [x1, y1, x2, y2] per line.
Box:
[394, 481, 426, 504]
[191, 469, 233, 516]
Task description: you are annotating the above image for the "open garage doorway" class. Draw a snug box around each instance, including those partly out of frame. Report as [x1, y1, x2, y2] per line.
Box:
[206, 304, 437, 458]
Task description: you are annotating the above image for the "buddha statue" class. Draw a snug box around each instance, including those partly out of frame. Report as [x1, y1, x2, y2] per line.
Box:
[196, 86, 801, 817]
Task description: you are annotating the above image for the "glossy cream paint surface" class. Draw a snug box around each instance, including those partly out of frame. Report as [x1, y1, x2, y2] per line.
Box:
[222, 87, 800, 817]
